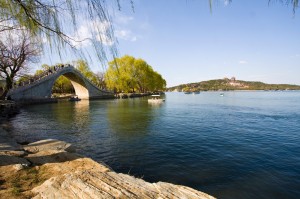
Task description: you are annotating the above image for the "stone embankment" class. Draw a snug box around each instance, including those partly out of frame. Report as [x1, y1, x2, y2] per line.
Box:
[0, 127, 215, 199]
[0, 100, 19, 117]
[115, 93, 152, 99]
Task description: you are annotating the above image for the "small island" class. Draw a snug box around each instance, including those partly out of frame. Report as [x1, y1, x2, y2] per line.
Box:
[167, 77, 300, 92]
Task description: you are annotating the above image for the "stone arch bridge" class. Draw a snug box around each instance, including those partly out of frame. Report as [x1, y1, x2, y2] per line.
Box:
[8, 65, 114, 101]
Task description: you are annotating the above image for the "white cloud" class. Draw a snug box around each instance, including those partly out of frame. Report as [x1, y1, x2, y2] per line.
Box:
[70, 14, 139, 47]
[115, 15, 134, 25]
[131, 36, 137, 42]
[115, 29, 137, 42]
[224, 0, 230, 6]
[239, 60, 248, 64]
[113, 13, 139, 42]
[70, 19, 115, 47]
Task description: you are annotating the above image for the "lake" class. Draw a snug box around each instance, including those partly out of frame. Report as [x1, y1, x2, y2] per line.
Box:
[6, 91, 300, 199]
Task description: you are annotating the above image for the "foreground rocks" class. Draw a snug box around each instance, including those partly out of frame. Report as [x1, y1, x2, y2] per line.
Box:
[23, 139, 76, 153]
[0, 132, 215, 199]
[32, 170, 212, 199]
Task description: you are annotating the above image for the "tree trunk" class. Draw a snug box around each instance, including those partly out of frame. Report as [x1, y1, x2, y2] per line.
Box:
[0, 76, 13, 100]
[0, 72, 15, 99]
[0, 89, 8, 100]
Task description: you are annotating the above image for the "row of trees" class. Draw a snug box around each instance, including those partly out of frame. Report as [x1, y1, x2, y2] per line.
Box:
[105, 55, 166, 93]
[2, 54, 165, 96]
[41, 56, 166, 94]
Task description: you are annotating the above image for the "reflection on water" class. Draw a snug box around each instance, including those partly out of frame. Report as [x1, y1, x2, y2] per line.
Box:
[7, 100, 92, 143]
[53, 100, 91, 129]
[106, 99, 157, 137]
[5, 92, 300, 199]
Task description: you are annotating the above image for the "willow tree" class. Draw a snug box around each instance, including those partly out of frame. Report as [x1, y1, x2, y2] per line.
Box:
[75, 60, 94, 80]
[105, 55, 166, 93]
[0, 0, 132, 62]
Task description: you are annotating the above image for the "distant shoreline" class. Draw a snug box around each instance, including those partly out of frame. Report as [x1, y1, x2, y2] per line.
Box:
[168, 89, 300, 92]
[167, 78, 300, 92]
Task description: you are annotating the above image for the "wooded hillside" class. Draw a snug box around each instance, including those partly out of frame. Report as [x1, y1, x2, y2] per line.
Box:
[168, 77, 300, 92]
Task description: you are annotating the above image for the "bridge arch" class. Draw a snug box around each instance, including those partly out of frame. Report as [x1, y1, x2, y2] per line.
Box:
[8, 65, 114, 101]
[54, 71, 89, 99]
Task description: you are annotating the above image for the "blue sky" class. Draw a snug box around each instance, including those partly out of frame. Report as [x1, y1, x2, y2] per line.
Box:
[38, 0, 300, 87]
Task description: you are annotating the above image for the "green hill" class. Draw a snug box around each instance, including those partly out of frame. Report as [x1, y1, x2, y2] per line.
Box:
[167, 77, 300, 92]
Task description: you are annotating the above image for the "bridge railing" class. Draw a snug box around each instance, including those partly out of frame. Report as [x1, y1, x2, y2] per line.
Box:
[9, 64, 112, 94]
[10, 64, 73, 93]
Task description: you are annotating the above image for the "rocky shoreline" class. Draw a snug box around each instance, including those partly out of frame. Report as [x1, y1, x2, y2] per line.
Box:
[0, 126, 215, 199]
[0, 100, 20, 118]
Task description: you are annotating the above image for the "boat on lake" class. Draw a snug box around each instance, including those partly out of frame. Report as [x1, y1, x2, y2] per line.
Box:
[184, 92, 192, 94]
[220, 93, 224, 97]
[148, 95, 165, 103]
[69, 95, 81, 101]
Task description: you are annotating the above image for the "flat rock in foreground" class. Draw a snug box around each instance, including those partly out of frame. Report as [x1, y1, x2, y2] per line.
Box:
[32, 169, 214, 199]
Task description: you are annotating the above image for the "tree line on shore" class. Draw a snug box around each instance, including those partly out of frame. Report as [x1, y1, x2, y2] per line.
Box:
[9, 55, 166, 96]
[168, 78, 300, 92]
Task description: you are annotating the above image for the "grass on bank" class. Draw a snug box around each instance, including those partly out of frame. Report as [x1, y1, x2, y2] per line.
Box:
[0, 166, 47, 199]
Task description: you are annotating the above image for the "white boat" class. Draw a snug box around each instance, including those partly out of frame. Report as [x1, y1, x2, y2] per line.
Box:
[148, 95, 165, 103]
[184, 92, 192, 94]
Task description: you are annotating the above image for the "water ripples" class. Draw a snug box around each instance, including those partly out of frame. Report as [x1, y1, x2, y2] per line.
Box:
[7, 91, 300, 199]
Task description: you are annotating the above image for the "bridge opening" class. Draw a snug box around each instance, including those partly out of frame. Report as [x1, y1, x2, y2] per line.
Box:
[51, 72, 90, 100]
[51, 76, 75, 98]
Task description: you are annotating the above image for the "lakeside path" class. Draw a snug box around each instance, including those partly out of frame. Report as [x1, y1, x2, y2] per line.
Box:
[0, 126, 215, 199]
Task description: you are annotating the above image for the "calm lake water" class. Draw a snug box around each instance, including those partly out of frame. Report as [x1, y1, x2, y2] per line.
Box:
[6, 91, 300, 199]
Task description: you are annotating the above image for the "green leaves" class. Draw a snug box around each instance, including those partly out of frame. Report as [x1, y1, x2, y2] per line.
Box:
[105, 55, 166, 93]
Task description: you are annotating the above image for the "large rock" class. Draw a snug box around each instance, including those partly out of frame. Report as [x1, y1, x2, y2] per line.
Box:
[32, 170, 215, 199]
[27, 148, 215, 198]
[23, 139, 76, 153]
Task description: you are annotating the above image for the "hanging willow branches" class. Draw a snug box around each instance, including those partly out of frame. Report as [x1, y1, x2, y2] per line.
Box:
[0, 0, 130, 63]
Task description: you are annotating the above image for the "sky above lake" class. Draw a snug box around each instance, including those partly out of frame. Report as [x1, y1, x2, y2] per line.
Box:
[38, 0, 300, 87]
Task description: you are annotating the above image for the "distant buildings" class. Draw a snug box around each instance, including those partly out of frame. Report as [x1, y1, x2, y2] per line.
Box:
[224, 76, 248, 88]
